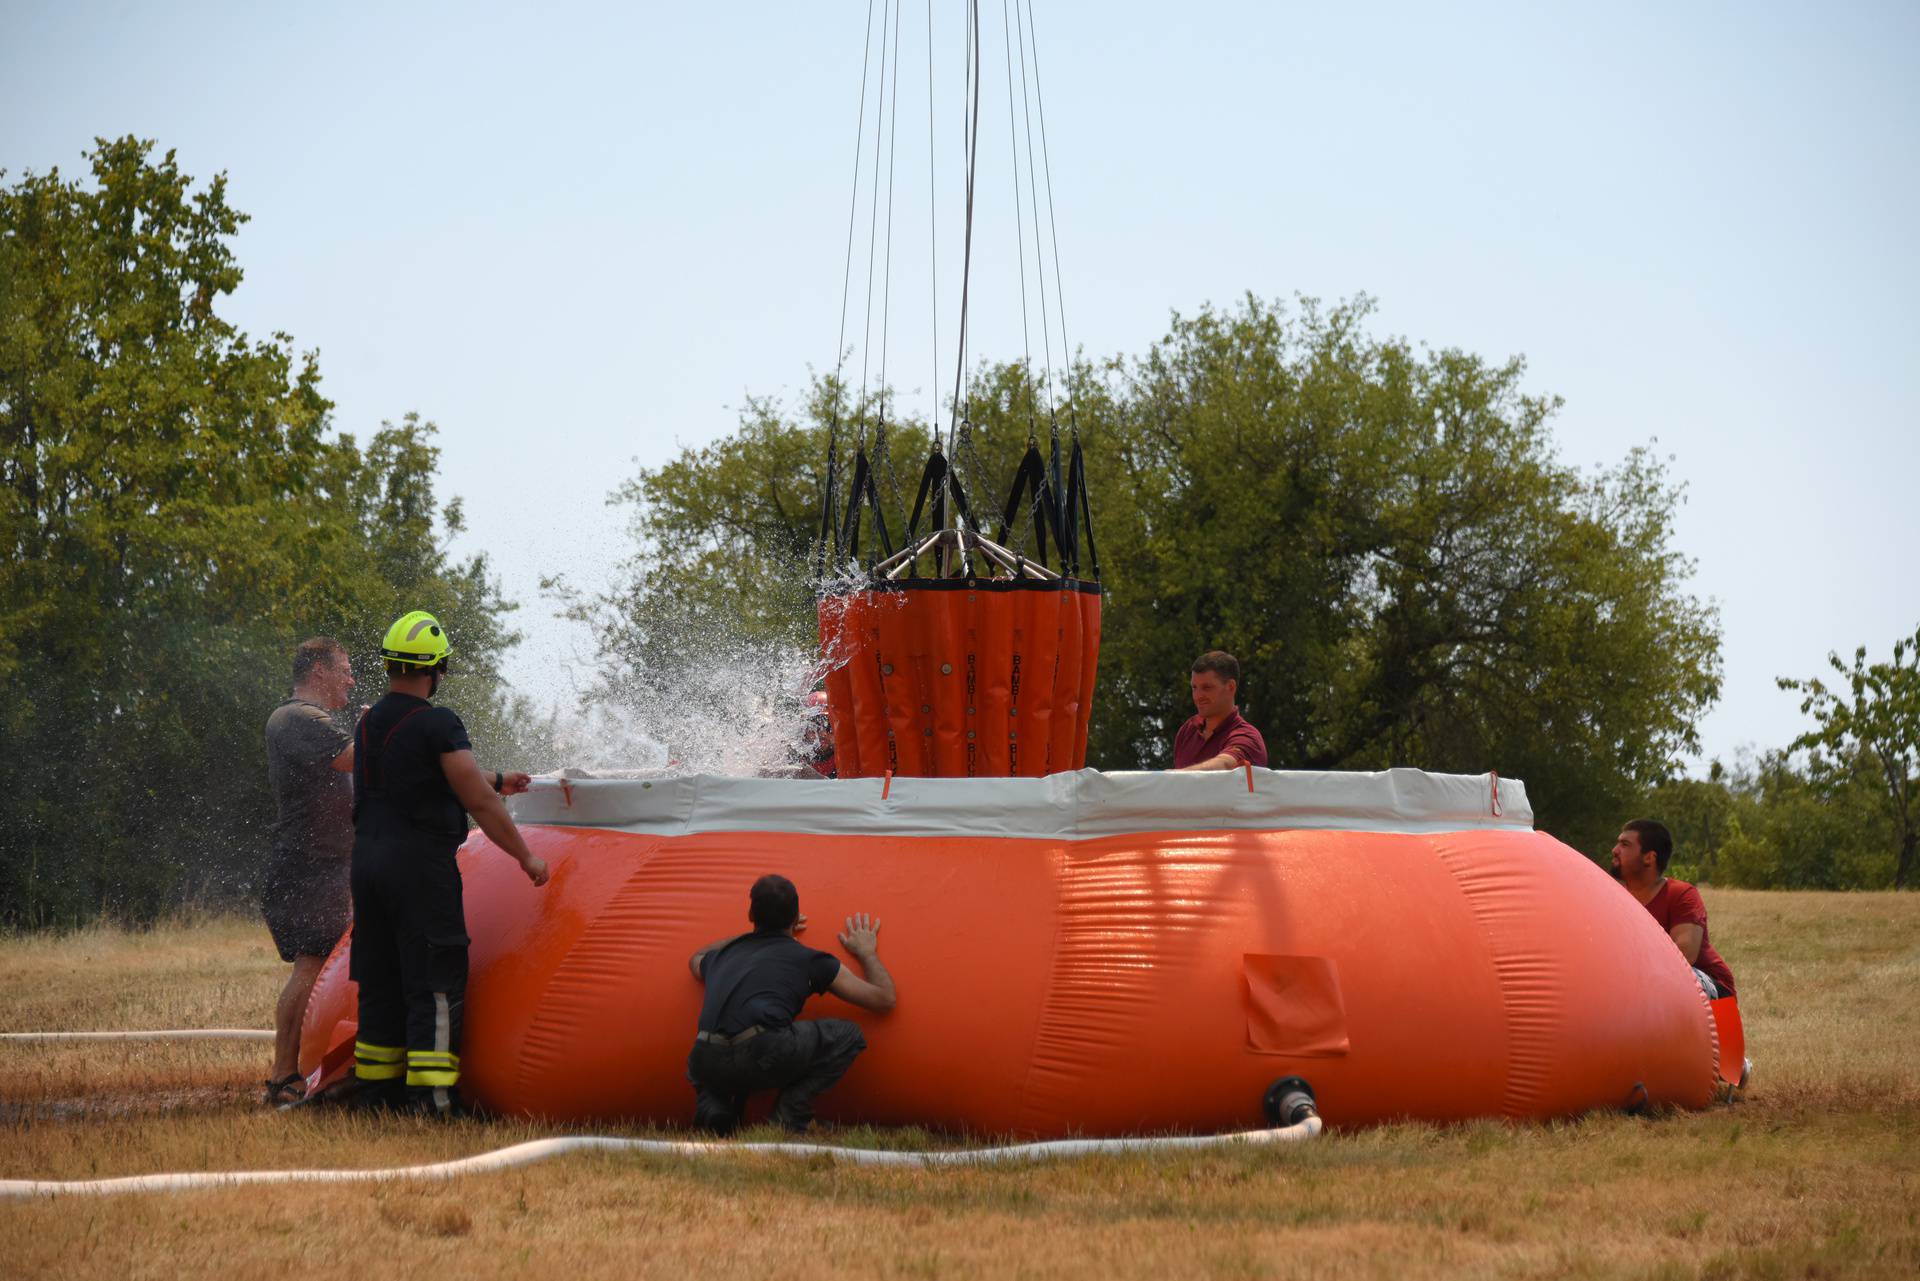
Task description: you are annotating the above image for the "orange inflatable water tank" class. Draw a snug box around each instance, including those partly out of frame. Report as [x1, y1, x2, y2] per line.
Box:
[300, 768, 1726, 1131]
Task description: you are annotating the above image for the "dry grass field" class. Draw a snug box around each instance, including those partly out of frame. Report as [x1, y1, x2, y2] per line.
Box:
[3, 891, 1916, 1280]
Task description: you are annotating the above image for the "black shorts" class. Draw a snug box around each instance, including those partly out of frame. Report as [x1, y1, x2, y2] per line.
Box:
[261, 858, 351, 962]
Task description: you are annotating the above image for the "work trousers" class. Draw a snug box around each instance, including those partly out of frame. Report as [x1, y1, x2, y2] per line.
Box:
[687, 1019, 866, 1134]
[349, 842, 469, 1114]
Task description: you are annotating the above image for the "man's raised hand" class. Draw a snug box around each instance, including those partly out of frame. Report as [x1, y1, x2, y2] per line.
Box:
[838, 912, 881, 959]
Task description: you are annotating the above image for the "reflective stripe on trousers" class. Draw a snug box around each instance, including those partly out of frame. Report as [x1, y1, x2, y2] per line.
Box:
[355, 1041, 405, 1081]
[404, 992, 458, 1112]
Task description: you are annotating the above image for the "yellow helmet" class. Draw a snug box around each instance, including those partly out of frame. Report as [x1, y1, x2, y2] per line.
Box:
[380, 610, 452, 668]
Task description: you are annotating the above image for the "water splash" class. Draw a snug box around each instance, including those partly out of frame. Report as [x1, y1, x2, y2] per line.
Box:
[550, 642, 823, 778]
[547, 564, 900, 778]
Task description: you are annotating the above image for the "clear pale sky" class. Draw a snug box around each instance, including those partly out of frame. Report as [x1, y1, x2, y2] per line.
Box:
[6, 1, 1916, 769]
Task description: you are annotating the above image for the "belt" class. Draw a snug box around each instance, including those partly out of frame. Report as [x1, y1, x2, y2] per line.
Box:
[695, 1026, 763, 1046]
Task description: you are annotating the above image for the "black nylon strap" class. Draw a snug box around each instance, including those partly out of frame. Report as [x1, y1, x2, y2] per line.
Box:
[815, 435, 840, 578]
[836, 446, 895, 564]
[1071, 435, 1099, 579]
[995, 443, 1068, 570]
[905, 448, 945, 541]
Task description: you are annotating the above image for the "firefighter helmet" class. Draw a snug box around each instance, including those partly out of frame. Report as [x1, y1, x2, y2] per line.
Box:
[379, 610, 452, 668]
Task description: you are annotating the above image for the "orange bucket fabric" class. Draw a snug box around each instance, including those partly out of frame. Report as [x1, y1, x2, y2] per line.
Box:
[818, 580, 1102, 779]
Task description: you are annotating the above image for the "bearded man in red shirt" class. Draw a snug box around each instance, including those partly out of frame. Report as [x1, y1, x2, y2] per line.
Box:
[1610, 819, 1737, 998]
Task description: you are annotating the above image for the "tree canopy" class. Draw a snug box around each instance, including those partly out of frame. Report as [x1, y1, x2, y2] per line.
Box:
[0, 138, 523, 924]
[9, 138, 1898, 906]
[1777, 626, 1920, 888]
[1645, 750, 1900, 890]
[588, 295, 1722, 856]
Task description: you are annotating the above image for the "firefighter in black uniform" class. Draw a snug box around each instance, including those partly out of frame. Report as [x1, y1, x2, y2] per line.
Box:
[349, 610, 549, 1115]
[686, 875, 897, 1134]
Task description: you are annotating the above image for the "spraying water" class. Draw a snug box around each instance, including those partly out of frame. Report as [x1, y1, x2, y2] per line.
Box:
[545, 563, 901, 778]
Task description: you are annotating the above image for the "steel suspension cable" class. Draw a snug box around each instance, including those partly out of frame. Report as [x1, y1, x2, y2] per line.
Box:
[960, 0, 975, 459]
[830, 0, 882, 444]
[947, 0, 982, 457]
[857, 0, 895, 446]
[820, 0, 883, 575]
[1012, 0, 1056, 427]
[998, 0, 1036, 438]
[1022, 0, 1077, 432]
[925, 0, 939, 439]
[1022, 1, 1093, 579]
[877, 0, 904, 422]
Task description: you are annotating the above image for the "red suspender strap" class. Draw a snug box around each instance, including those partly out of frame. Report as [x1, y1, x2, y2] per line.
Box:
[363, 705, 428, 791]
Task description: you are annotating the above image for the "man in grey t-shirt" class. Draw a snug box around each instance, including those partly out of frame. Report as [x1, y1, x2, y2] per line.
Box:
[261, 636, 358, 1103]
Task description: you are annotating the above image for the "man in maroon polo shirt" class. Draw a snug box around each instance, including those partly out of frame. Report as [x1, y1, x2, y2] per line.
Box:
[1610, 818, 1737, 998]
[1172, 651, 1269, 771]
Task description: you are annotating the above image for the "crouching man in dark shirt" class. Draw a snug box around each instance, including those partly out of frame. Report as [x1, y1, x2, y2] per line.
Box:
[686, 874, 897, 1135]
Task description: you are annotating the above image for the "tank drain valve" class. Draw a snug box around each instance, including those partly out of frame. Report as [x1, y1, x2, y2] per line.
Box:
[1262, 1076, 1318, 1128]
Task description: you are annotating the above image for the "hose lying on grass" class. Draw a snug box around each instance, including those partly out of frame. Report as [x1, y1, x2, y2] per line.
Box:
[0, 1120, 1323, 1200]
[1, 1030, 275, 1043]
[1, 1031, 1323, 1198]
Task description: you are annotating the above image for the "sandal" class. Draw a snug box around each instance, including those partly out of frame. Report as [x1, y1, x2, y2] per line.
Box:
[264, 1073, 307, 1107]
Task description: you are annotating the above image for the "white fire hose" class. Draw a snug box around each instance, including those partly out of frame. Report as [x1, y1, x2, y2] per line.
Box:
[1, 1029, 1321, 1200]
[0, 1119, 1321, 1200]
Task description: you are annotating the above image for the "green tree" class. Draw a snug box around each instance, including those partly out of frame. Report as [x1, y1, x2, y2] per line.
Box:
[1090, 296, 1719, 855]
[1755, 752, 1897, 889]
[1644, 762, 1741, 881]
[1, 139, 523, 924]
[1640, 750, 1896, 890]
[1778, 626, 1920, 888]
[1712, 817, 1782, 889]
[554, 376, 948, 702]
[593, 296, 1721, 855]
